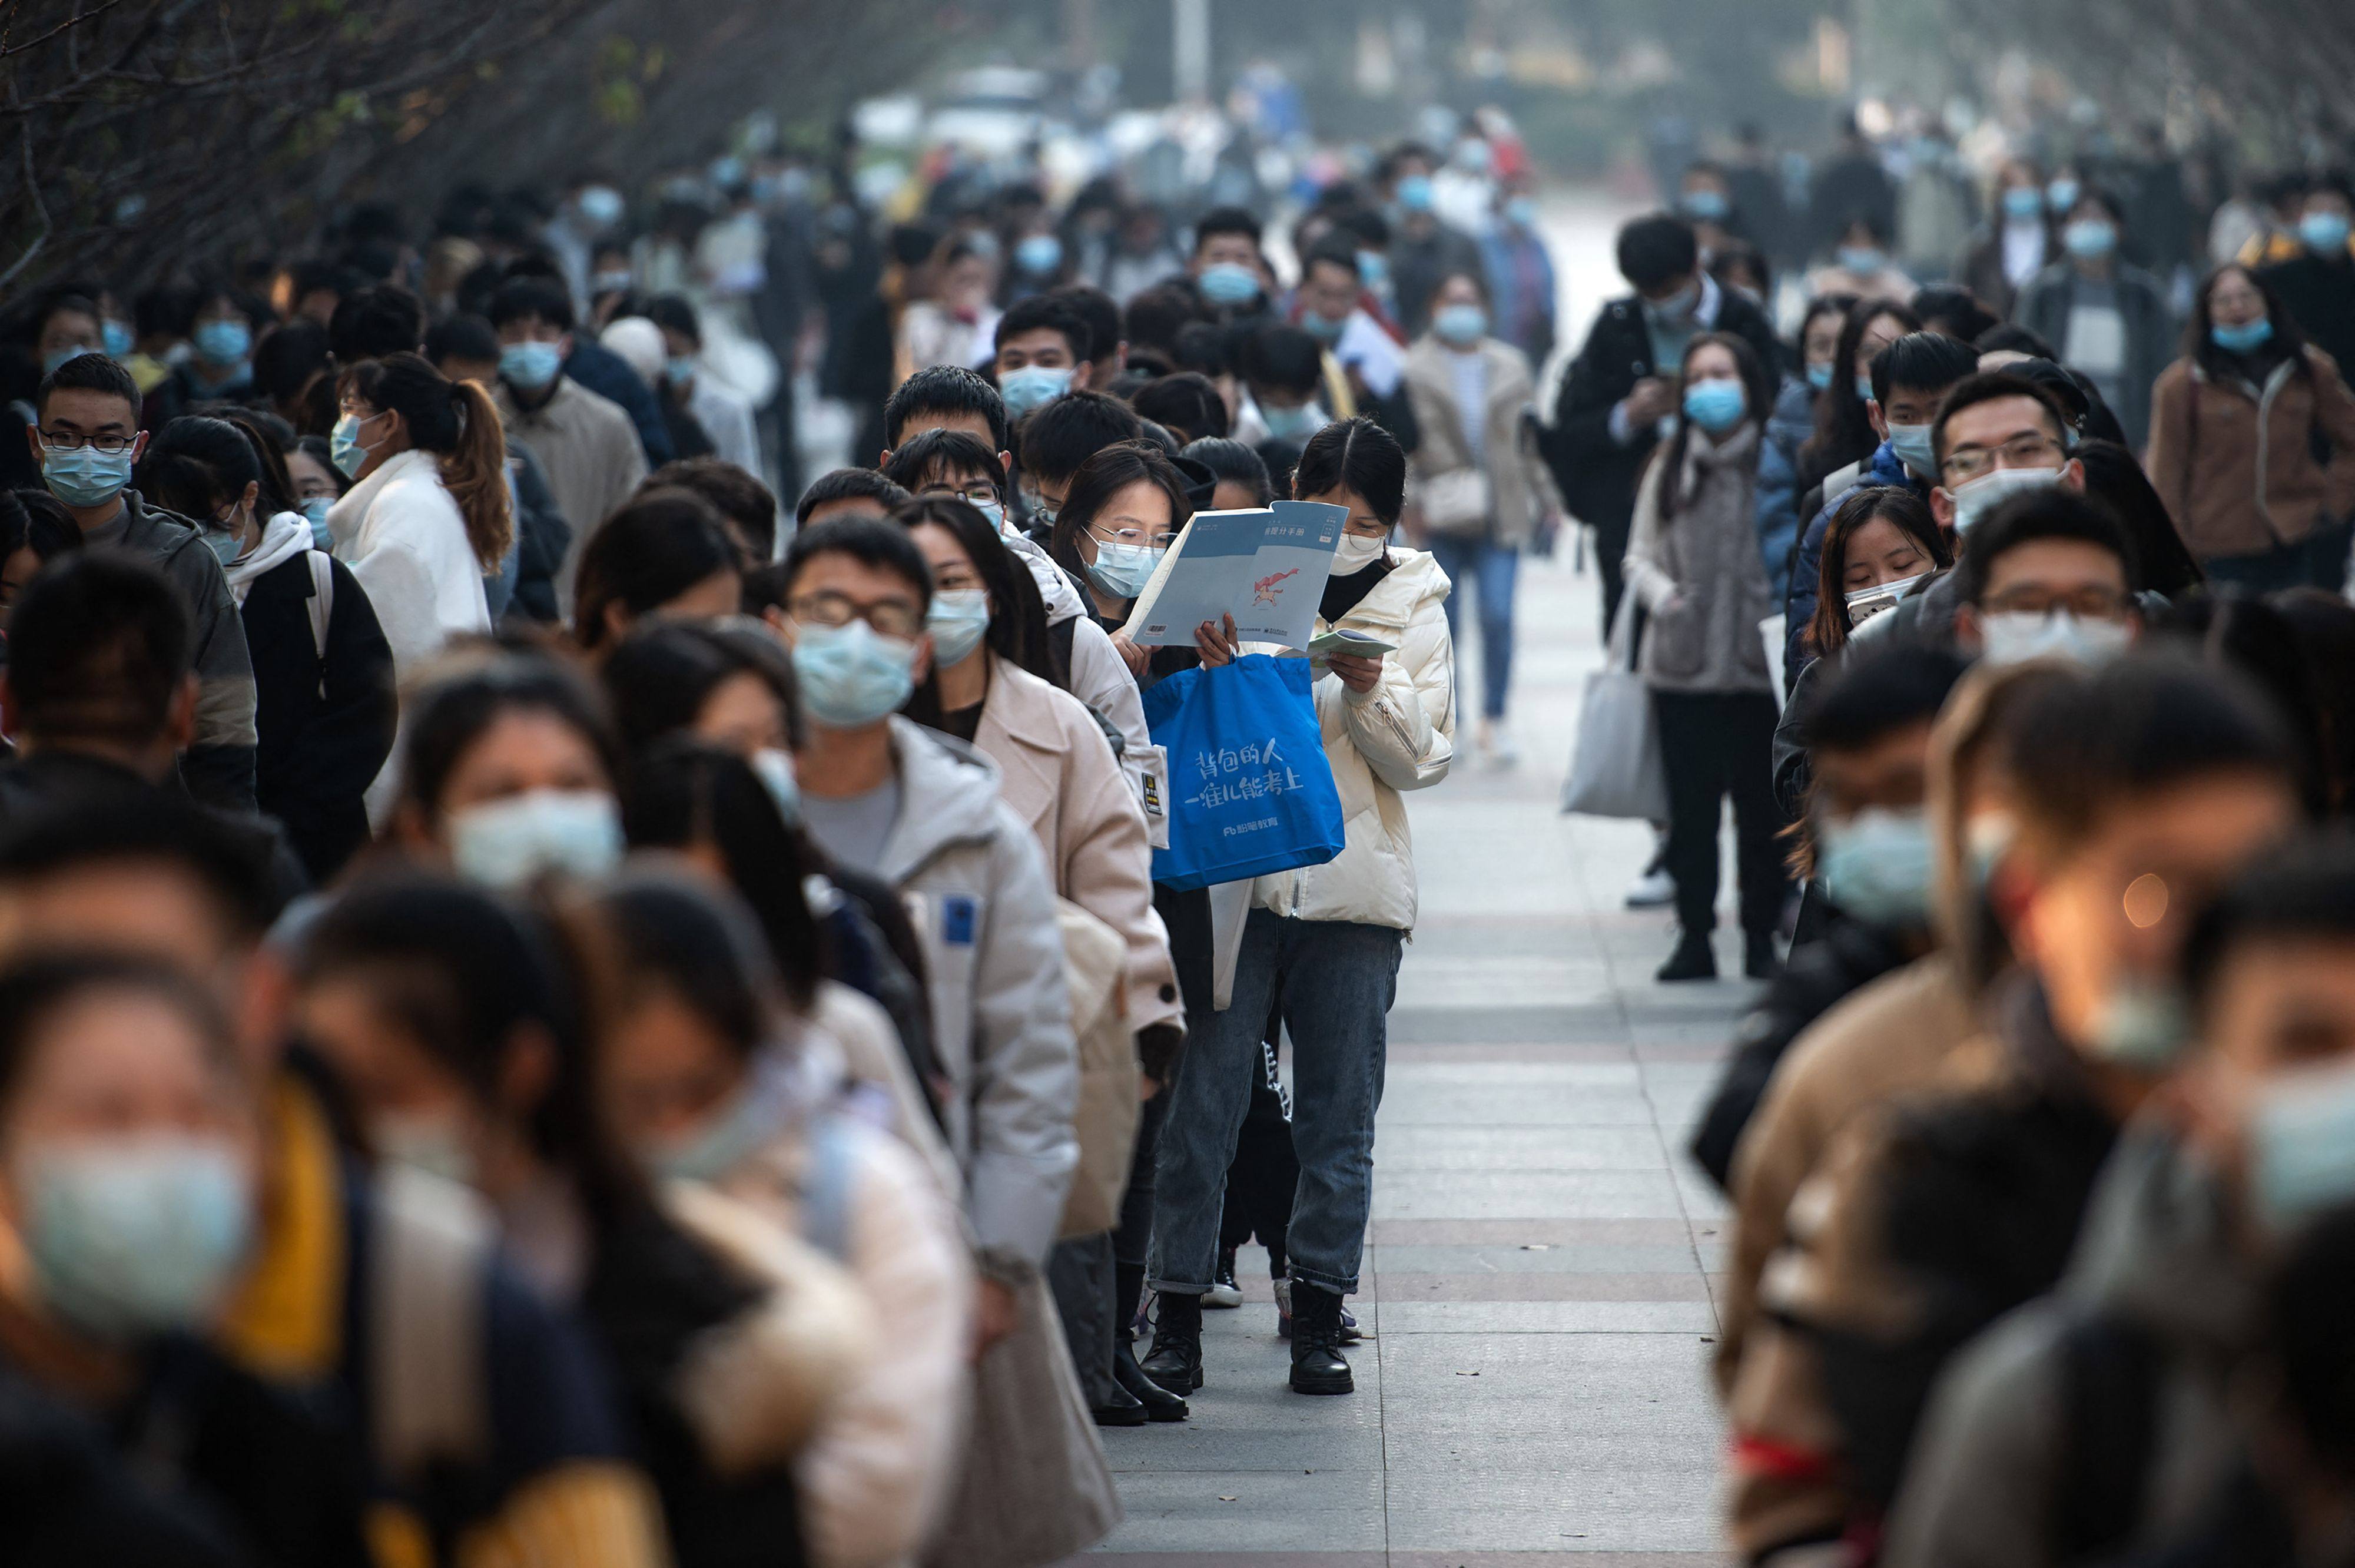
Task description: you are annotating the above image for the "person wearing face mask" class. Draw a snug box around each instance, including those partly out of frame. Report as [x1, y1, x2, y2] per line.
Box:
[2258, 173, 2355, 380]
[1807, 213, 1918, 306]
[1884, 843, 2355, 1568]
[1187, 206, 1274, 323]
[2014, 187, 2173, 448]
[0, 952, 375, 1564]
[1142, 417, 1455, 1401]
[990, 295, 1093, 422]
[134, 416, 394, 884]
[1402, 268, 1555, 765]
[296, 871, 849, 1568]
[1724, 657, 2305, 1564]
[1957, 160, 2054, 317]
[1291, 243, 1410, 420]
[568, 488, 744, 659]
[1782, 330, 1979, 678]
[2148, 264, 2355, 593]
[1755, 294, 1859, 594]
[0, 490, 77, 634]
[1623, 332, 1790, 982]
[1379, 145, 1484, 340]
[1049, 439, 1191, 640]
[1235, 323, 1342, 451]
[165, 289, 264, 406]
[1478, 182, 1558, 369]
[1948, 489, 2144, 668]
[1540, 213, 1783, 631]
[775, 513, 1079, 1372]
[24, 353, 260, 812]
[27, 293, 104, 384]
[489, 277, 649, 609]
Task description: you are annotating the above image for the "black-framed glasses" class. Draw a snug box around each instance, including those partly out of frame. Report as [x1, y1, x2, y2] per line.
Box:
[1942, 434, 2065, 483]
[786, 591, 923, 640]
[36, 427, 137, 454]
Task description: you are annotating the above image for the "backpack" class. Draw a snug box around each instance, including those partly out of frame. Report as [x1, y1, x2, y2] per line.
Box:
[304, 551, 334, 698]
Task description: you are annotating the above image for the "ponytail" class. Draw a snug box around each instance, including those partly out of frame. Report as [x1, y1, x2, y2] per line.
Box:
[443, 378, 513, 572]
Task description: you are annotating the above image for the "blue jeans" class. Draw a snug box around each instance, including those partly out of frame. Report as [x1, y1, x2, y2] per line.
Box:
[1427, 533, 1519, 720]
[1149, 910, 1402, 1298]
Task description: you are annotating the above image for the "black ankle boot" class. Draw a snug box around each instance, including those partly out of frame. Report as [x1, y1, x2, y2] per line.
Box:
[1744, 930, 1779, 980]
[1656, 929, 1716, 983]
[1091, 1383, 1149, 1426]
[1114, 1338, 1189, 1421]
[1139, 1291, 1204, 1393]
[1288, 1282, 1354, 1395]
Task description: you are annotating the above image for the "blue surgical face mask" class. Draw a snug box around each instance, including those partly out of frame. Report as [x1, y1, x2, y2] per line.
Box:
[2250, 1060, 2355, 1231]
[664, 355, 697, 388]
[330, 412, 383, 479]
[999, 364, 1073, 418]
[41, 444, 134, 509]
[1433, 303, 1488, 346]
[1682, 377, 1747, 433]
[41, 344, 97, 375]
[1396, 174, 1436, 213]
[1856, 372, 1876, 404]
[1259, 402, 1325, 442]
[1947, 463, 2065, 535]
[1806, 362, 1835, 392]
[1837, 244, 1886, 276]
[102, 319, 135, 359]
[1505, 195, 1538, 228]
[1086, 539, 1162, 601]
[300, 496, 336, 549]
[446, 788, 624, 891]
[578, 185, 625, 227]
[2047, 177, 2081, 213]
[2300, 211, 2353, 256]
[1356, 250, 1389, 290]
[1681, 188, 1730, 222]
[1197, 262, 1261, 307]
[1302, 310, 1347, 343]
[1885, 422, 1938, 480]
[204, 525, 245, 568]
[650, 1056, 799, 1184]
[500, 339, 565, 392]
[751, 747, 802, 827]
[2212, 317, 2275, 355]
[1646, 280, 1700, 325]
[2063, 218, 2117, 260]
[22, 1136, 252, 1338]
[792, 619, 919, 728]
[1015, 233, 1064, 275]
[927, 586, 991, 668]
[193, 319, 251, 366]
[2002, 186, 2046, 221]
[2084, 977, 2189, 1071]
[1816, 807, 1935, 930]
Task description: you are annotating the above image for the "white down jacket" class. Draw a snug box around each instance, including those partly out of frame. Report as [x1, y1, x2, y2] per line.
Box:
[1251, 548, 1456, 930]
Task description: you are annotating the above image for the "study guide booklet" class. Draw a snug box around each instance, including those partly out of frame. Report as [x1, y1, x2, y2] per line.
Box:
[1125, 500, 1348, 650]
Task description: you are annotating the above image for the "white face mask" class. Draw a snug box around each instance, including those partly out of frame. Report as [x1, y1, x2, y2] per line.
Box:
[1334, 533, 1388, 575]
[1977, 608, 2134, 668]
[1946, 464, 2064, 535]
[1843, 572, 1926, 626]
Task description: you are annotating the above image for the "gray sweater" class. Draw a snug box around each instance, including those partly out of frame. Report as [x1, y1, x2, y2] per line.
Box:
[1623, 421, 1776, 694]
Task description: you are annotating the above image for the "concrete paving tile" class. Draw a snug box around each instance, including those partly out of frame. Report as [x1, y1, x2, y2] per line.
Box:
[1369, 1218, 1701, 1247]
[1375, 1086, 1659, 1128]
[1371, 1171, 1693, 1223]
[1372, 1242, 1719, 1276]
[1375, 1125, 1669, 1172]
[1371, 1300, 1720, 1333]
[1372, 1272, 1714, 1303]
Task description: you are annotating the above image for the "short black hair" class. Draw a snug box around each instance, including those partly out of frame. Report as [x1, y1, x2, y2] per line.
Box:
[1132, 373, 1231, 442]
[781, 512, 933, 613]
[2182, 837, 2355, 1020]
[328, 284, 426, 363]
[1193, 205, 1261, 256]
[1909, 285, 1999, 345]
[5, 552, 190, 747]
[1805, 644, 1970, 752]
[1123, 284, 1206, 357]
[34, 351, 141, 421]
[643, 293, 701, 347]
[1931, 370, 2074, 475]
[1017, 390, 1145, 487]
[883, 363, 1008, 454]
[1301, 239, 1365, 287]
[1182, 436, 1273, 506]
[645, 456, 778, 565]
[423, 313, 500, 367]
[0, 798, 281, 942]
[1973, 322, 2057, 360]
[1869, 330, 1980, 406]
[487, 276, 575, 334]
[1236, 324, 1325, 396]
[1047, 284, 1121, 366]
[879, 429, 1004, 498]
[0, 953, 233, 1113]
[1952, 489, 2134, 607]
[1293, 417, 1407, 525]
[793, 468, 911, 526]
[1616, 214, 1700, 293]
[994, 294, 1092, 363]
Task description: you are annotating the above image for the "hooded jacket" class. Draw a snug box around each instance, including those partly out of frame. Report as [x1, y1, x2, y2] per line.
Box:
[873, 718, 1079, 1267]
[1884, 1126, 2256, 1568]
[324, 447, 492, 678]
[105, 490, 260, 811]
[1251, 547, 1455, 930]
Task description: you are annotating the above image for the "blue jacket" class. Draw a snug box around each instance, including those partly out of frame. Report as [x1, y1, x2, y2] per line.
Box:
[1782, 438, 1923, 677]
[1756, 377, 1816, 593]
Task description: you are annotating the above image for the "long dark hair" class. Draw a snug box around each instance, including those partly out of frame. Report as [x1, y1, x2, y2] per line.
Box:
[1657, 331, 1773, 521]
[600, 619, 804, 755]
[1292, 416, 1407, 522]
[1797, 299, 1919, 496]
[570, 487, 739, 652]
[1806, 485, 1952, 658]
[1049, 439, 1196, 589]
[895, 496, 1060, 732]
[337, 352, 512, 568]
[2072, 439, 2205, 599]
[2187, 263, 2308, 383]
[139, 415, 263, 524]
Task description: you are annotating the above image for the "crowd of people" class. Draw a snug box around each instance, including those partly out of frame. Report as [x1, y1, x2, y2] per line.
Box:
[0, 81, 2353, 1567]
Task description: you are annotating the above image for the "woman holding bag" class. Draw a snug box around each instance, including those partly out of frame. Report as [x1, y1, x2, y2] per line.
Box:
[1402, 268, 1553, 764]
[1623, 331, 1789, 984]
[1142, 417, 1455, 1401]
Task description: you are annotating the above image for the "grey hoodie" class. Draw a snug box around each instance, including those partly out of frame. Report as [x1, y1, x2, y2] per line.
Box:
[874, 717, 1079, 1268]
[1885, 1124, 2256, 1568]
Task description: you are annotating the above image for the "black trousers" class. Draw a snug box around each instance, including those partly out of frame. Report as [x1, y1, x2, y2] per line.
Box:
[1653, 689, 1790, 938]
[1595, 514, 1631, 632]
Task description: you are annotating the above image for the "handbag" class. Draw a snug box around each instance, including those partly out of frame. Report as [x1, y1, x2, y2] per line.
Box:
[1560, 600, 1670, 820]
[1419, 466, 1492, 535]
[1142, 654, 1348, 892]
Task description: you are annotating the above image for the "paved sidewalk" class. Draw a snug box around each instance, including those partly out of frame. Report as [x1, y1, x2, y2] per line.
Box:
[1092, 516, 1756, 1565]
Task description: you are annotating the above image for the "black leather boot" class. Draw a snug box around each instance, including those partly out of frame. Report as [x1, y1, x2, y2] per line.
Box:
[1744, 930, 1779, 980]
[1114, 1338, 1189, 1421]
[1091, 1383, 1149, 1426]
[1139, 1291, 1204, 1393]
[1656, 929, 1716, 983]
[1288, 1282, 1354, 1395]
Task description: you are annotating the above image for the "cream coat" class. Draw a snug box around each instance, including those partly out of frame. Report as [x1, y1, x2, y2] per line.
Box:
[324, 447, 491, 678]
[1251, 549, 1456, 931]
[971, 659, 1182, 1037]
[1401, 334, 1557, 548]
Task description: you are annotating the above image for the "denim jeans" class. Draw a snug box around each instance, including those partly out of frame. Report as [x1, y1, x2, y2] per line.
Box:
[1149, 909, 1403, 1298]
[1427, 533, 1520, 720]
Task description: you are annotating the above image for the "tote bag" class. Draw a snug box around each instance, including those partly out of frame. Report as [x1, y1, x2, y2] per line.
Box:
[1560, 601, 1670, 820]
[1142, 654, 1347, 892]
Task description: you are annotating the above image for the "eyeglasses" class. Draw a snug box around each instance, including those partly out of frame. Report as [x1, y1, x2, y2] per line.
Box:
[35, 427, 137, 454]
[1087, 523, 1172, 552]
[1021, 490, 1059, 525]
[785, 591, 923, 640]
[923, 483, 1001, 506]
[1942, 433, 2065, 483]
[1983, 585, 2131, 621]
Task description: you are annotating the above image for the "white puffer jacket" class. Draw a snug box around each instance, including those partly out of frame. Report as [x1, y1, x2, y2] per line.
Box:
[1251, 548, 1455, 930]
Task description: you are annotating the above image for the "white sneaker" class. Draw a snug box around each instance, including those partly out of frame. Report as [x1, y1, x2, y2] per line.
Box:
[1624, 865, 1676, 909]
[1488, 730, 1520, 767]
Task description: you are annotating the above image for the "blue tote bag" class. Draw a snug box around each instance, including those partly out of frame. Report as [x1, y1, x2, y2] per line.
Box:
[1142, 654, 1347, 891]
